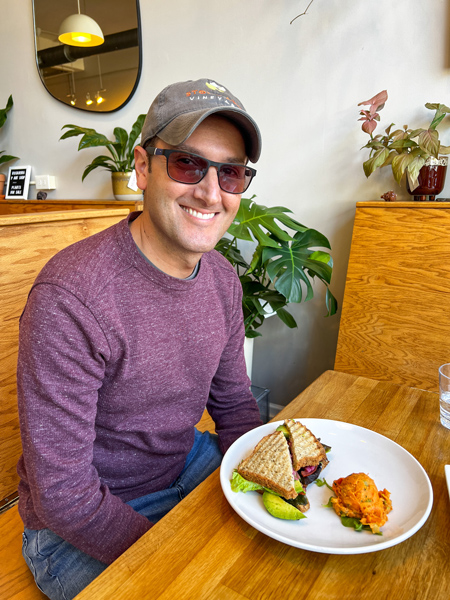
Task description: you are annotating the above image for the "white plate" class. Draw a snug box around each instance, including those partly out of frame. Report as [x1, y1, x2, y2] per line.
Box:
[445, 465, 450, 501]
[220, 419, 433, 554]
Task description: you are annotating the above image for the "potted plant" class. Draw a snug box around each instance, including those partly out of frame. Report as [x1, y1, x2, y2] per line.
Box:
[60, 114, 145, 200]
[358, 91, 450, 198]
[0, 95, 19, 197]
[216, 195, 337, 339]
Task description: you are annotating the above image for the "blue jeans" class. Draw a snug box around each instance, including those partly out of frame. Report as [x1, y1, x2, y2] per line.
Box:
[22, 429, 222, 600]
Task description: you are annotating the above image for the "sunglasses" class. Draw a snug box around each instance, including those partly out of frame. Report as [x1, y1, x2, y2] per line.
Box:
[144, 146, 256, 194]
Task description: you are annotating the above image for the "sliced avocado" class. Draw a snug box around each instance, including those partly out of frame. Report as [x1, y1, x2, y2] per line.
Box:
[294, 480, 304, 494]
[275, 424, 289, 437]
[262, 491, 306, 520]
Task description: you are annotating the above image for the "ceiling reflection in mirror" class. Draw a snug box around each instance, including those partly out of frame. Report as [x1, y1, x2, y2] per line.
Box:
[32, 0, 141, 112]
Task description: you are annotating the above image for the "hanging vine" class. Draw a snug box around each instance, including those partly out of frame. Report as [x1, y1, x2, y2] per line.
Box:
[291, 0, 316, 24]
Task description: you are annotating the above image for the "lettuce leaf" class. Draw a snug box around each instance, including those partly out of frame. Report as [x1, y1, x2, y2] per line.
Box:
[230, 470, 264, 493]
[340, 517, 382, 535]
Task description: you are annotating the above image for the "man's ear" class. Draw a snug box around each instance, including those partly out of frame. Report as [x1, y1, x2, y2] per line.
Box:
[134, 146, 149, 191]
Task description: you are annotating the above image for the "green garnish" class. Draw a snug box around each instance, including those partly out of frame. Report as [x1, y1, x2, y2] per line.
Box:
[314, 477, 333, 491]
[340, 517, 382, 535]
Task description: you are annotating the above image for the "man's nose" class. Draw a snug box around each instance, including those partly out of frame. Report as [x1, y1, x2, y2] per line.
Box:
[193, 166, 222, 204]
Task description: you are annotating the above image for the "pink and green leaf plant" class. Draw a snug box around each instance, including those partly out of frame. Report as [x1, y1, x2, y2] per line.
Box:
[358, 90, 450, 190]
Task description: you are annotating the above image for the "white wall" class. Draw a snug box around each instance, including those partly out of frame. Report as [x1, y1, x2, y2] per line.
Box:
[1, 0, 450, 408]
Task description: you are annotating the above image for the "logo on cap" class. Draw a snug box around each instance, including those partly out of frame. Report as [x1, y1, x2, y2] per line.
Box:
[205, 81, 226, 93]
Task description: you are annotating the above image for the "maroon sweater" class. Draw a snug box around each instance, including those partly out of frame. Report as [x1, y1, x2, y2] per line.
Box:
[16, 213, 262, 564]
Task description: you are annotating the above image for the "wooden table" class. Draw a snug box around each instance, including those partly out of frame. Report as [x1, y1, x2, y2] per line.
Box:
[75, 370, 450, 600]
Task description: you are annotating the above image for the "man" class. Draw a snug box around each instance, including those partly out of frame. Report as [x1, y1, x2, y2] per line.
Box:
[17, 78, 263, 600]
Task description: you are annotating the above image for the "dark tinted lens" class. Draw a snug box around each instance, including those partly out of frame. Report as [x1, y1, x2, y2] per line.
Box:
[167, 152, 208, 183]
[219, 164, 252, 194]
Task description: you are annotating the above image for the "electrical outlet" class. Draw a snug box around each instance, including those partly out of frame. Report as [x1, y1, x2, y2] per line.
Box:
[35, 175, 56, 190]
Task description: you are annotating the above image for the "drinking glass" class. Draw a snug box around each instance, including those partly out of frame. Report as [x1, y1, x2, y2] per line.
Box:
[438, 363, 450, 429]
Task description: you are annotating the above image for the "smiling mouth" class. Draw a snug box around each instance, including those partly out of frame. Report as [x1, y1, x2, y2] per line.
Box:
[181, 206, 216, 220]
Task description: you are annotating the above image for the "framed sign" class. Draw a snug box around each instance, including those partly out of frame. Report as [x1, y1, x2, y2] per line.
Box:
[6, 166, 32, 199]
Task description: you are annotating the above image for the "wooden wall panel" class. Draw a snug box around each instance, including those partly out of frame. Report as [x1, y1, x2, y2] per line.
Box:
[0, 209, 129, 501]
[335, 202, 450, 392]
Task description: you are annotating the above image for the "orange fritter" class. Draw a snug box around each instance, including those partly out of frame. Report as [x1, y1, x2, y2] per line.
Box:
[331, 473, 392, 534]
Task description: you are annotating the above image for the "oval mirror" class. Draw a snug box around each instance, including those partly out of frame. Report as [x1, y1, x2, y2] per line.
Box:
[32, 0, 142, 112]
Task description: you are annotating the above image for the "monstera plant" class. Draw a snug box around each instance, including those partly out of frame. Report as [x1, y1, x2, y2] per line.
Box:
[215, 196, 337, 338]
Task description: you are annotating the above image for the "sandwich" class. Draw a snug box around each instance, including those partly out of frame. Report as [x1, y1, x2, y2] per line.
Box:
[237, 430, 298, 499]
[231, 419, 330, 519]
[282, 418, 329, 487]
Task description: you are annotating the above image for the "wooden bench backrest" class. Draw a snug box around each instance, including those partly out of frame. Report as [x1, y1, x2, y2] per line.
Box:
[0, 209, 129, 502]
[334, 202, 450, 392]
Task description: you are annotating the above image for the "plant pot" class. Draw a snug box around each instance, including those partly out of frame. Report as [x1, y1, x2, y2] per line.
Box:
[244, 337, 254, 381]
[406, 156, 448, 201]
[111, 172, 143, 201]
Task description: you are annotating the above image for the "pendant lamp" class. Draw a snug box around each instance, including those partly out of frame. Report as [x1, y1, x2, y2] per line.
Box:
[58, 0, 104, 47]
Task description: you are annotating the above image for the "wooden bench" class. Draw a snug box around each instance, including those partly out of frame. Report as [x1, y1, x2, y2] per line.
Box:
[0, 209, 129, 600]
[335, 201, 450, 391]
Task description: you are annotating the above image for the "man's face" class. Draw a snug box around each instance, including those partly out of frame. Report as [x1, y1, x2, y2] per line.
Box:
[134, 115, 247, 276]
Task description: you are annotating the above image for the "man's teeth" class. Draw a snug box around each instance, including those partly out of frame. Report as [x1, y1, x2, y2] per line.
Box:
[181, 206, 215, 220]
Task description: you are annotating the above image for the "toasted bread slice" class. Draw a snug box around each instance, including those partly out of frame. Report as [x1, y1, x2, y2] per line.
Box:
[284, 419, 328, 472]
[237, 430, 297, 499]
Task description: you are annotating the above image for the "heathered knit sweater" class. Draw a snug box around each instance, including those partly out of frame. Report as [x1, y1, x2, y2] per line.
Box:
[16, 212, 262, 564]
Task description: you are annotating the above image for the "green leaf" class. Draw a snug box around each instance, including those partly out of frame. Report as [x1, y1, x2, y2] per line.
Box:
[127, 114, 145, 156]
[60, 125, 99, 140]
[425, 102, 450, 113]
[215, 238, 249, 270]
[309, 250, 333, 267]
[292, 228, 331, 251]
[340, 516, 381, 534]
[0, 153, 18, 166]
[78, 132, 113, 151]
[260, 232, 334, 303]
[405, 154, 427, 189]
[418, 128, 440, 157]
[425, 102, 450, 130]
[245, 329, 262, 339]
[275, 307, 297, 329]
[363, 147, 389, 177]
[113, 127, 128, 158]
[82, 155, 116, 181]
[407, 128, 425, 139]
[230, 470, 264, 493]
[391, 152, 415, 183]
[0, 95, 13, 128]
[325, 288, 338, 317]
[228, 196, 307, 248]
[388, 139, 417, 151]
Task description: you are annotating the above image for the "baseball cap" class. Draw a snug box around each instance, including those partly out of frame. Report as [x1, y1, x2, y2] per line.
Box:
[140, 78, 262, 163]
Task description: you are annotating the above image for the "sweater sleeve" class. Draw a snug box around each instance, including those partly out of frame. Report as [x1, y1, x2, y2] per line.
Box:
[206, 277, 263, 453]
[17, 283, 151, 564]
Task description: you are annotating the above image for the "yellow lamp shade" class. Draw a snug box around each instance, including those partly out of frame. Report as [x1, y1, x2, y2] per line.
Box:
[58, 14, 104, 47]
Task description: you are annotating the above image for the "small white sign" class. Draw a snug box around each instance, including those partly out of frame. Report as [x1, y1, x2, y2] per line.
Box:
[127, 169, 139, 192]
[6, 165, 32, 199]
